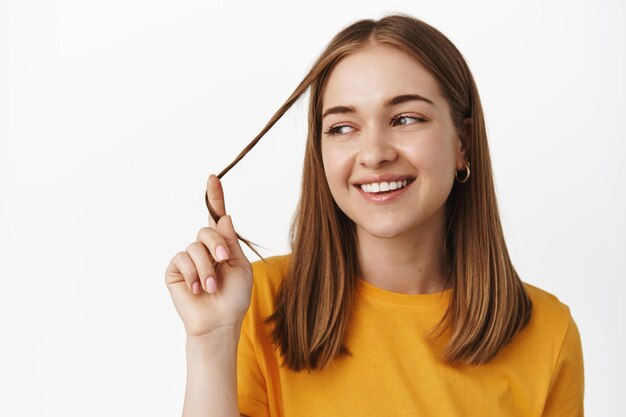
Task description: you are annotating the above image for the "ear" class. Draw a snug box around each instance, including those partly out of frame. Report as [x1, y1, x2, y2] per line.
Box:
[455, 118, 472, 170]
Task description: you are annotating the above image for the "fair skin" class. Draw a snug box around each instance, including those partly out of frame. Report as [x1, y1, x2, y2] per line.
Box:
[165, 43, 470, 417]
[321, 44, 469, 295]
[165, 176, 251, 417]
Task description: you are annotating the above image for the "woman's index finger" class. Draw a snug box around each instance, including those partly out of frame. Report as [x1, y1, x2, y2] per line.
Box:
[206, 174, 226, 228]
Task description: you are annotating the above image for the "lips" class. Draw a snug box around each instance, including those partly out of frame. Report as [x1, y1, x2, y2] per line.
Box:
[354, 177, 415, 203]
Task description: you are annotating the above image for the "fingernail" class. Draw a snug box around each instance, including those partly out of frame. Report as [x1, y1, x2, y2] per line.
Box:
[192, 281, 200, 295]
[206, 276, 217, 293]
[215, 245, 230, 262]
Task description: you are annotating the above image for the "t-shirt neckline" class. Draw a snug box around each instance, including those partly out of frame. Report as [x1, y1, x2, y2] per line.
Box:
[356, 276, 452, 308]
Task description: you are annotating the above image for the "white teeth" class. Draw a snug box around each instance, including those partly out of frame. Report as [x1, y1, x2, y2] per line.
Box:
[359, 180, 410, 194]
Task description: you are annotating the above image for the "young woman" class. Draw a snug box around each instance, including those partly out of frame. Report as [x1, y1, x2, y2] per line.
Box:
[165, 14, 584, 417]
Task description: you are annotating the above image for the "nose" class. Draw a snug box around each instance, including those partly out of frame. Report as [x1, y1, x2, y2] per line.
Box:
[356, 126, 398, 168]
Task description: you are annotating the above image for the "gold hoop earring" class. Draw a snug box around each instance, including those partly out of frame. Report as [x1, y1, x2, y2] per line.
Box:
[455, 162, 471, 183]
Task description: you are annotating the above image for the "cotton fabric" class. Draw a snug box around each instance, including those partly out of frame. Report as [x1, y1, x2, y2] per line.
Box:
[237, 254, 584, 417]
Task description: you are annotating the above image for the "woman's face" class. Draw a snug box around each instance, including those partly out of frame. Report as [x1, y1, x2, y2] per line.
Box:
[320, 44, 468, 240]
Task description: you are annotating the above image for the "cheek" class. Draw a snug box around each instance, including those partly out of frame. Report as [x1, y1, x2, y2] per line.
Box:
[401, 139, 454, 175]
[321, 143, 351, 188]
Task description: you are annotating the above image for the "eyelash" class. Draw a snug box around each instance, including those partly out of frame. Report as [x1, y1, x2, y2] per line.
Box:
[323, 115, 427, 136]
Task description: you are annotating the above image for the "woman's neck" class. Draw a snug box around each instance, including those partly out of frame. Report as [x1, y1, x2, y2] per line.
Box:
[355, 207, 451, 295]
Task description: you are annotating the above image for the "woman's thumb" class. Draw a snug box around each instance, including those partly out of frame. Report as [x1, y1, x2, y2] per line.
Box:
[216, 215, 246, 259]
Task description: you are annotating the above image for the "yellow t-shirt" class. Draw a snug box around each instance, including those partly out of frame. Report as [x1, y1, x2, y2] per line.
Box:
[237, 254, 584, 417]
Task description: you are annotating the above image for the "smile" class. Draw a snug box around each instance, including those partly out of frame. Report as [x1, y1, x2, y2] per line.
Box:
[354, 179, 415, 203]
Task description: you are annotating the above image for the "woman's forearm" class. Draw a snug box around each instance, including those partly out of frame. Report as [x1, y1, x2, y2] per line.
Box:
[182, 324, 242, 417]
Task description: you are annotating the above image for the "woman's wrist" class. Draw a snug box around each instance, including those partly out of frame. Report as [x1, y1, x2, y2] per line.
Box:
[186, 323, 242, 351]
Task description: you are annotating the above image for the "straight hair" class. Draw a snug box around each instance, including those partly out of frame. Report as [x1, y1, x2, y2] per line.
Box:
[209, 13, 532, 371]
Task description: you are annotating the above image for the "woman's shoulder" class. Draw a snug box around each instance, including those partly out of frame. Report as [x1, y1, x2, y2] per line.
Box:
[518, 281, 584, 410]
[250, 253, 291, 287]
[247, 253, 292, 316]
[520, 281, 579, 347]
[522, 281, 573, 320]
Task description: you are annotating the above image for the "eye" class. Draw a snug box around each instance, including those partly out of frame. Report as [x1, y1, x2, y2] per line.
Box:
[323, 124, 355, 136]
[391, 114, 428, 126]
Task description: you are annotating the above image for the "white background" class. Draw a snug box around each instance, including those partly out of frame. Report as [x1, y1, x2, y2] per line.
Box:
[1, 0, 624, 415]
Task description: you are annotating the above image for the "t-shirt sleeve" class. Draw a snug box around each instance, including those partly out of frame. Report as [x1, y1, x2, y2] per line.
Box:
[237, 309, 270, 417]
[541, 308, 585, 416]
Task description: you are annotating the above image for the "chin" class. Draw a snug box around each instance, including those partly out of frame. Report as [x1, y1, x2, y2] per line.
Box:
[355, 220, 416, 240]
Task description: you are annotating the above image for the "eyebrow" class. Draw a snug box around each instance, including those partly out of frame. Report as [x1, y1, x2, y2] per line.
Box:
[321, 93, 435, 119]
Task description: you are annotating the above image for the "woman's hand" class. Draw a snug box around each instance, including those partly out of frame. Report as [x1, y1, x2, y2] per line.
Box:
[165, 175, 253, 338]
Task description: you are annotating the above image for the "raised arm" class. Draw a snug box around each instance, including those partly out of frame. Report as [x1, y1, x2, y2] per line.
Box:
[165, 175, 253, 417]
